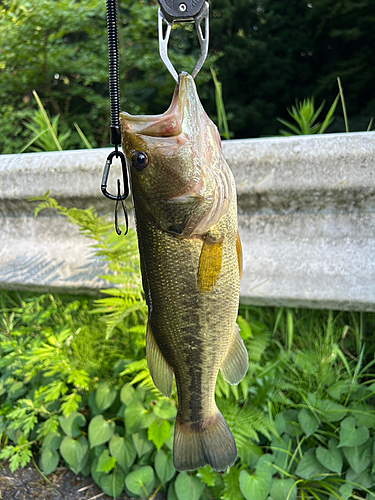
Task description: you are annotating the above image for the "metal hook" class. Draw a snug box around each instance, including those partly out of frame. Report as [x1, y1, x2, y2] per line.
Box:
[115, 179, 129, 236]
[101, 148, 130, 236]
[158, 1, 209, 83]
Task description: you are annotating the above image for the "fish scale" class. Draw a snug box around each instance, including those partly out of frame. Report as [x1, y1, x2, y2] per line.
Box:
[121, 73, 248, 471]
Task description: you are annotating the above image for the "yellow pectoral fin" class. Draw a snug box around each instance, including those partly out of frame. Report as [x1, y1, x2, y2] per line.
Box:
[236, 232, 243, 279]
[146, 322, 173, 398]
[197, 236, 223, 293]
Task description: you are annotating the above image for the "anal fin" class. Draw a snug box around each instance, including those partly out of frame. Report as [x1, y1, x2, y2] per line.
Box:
[220, 325, 248, 385]
[146, 322, 173, 397]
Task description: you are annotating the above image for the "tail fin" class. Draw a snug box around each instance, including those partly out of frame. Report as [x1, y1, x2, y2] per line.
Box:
[173, 410, 237, 472]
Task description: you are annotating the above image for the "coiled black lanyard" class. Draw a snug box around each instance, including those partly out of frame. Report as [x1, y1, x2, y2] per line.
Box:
[101, 0, 129, 236]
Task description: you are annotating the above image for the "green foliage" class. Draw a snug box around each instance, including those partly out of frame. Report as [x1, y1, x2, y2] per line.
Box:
[0, 0, 216, 154]
[278, 95, 339, 135]
[210, 67, 230, 140]
[206, 0, 375, 137]
[0, 0, 374, 153]
[21, 91, 92, 153]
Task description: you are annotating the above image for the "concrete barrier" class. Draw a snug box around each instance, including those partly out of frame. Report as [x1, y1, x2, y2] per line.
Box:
[0, 131, 374, 311]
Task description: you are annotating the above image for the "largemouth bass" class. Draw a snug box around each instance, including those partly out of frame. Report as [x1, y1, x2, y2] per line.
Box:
[120, 72, 248, 472]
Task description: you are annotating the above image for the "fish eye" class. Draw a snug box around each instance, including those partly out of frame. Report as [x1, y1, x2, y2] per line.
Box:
[131, 151, 149, 170]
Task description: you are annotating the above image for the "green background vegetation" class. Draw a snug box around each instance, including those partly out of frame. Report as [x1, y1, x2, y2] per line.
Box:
[1, 0, 374, 154]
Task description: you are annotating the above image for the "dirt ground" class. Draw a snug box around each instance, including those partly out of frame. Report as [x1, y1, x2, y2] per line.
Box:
[0, 462, 167, 500]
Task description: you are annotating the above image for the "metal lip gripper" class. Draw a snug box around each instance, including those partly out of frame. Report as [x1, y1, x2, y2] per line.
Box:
[158, 0, 209, 83]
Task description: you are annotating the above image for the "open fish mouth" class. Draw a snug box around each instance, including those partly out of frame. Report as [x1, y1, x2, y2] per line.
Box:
[120, 72, 198, 139]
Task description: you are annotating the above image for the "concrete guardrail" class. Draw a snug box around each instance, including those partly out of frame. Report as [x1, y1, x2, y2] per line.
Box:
[0, 131, 374, 311]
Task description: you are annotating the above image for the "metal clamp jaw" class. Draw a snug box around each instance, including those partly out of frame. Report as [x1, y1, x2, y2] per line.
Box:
[158, 0, 209, 82]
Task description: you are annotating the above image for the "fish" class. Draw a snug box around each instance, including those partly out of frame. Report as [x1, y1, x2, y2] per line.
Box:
[120, 72, 248, 472]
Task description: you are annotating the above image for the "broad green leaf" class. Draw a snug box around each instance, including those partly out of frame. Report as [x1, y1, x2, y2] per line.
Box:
[100, 468, 125, 498]
[274, 413, 286, 435]
[81, 460, 91, 478]
[197, 464, 219, 487]
[58, 411, 86, 438]
[60, 435, 88, 474]
[239, 469, 272, 500]
[42, 432, 62, 451]
[141, 408, 156, 428]
[280, 410, 302, 437]
[116, 403, 126, 418]
[346, 468, 374, 489]
[168, 480, 179, 500]
[155, 449, 176, 485]
[95, 382, 117, 412]
[92, 444, 106, 458]
[175, 471, 205, 500]
[338, 417, 369, 447]
[352, 404, 375, 429]
[88, 415, 115, 448]
[316, 438, 343, 473]
[238, 441, 263, 467]
[298, 408, 319, 437]
[317, 400, 346, 422]
[148, 418, 171, 449]
[88, 391, 101, 416]
[125, 465, 155, 500]
[91, 457, 104, 486]
[271, 434, 291, 472]
[125, 400, 145, 434]
[338, 483, 352, 500]
[132, 429, 154, 457]
[270, 478, 297, 500]
[96, 449, 116, 473]
[327, 383, 350, 400]
[295, 449, 329, 480]
[109, 434, 136, 470]
[221, 466, 245, 500]
[257, 454, 276, 476]
[39, 447, 60, 475]
[342, 438, 373, 474]
[154, 399, 177, 420]
[120, 383, 137, 405]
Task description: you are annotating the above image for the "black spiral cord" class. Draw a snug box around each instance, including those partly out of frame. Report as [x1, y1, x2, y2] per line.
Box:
[101, 0, 129, 235]
[106, 0, 121, 146]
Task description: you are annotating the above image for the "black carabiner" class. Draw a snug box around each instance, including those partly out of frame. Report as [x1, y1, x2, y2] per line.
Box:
[101, 148, 129, 201]
[101, 147, 130, 235]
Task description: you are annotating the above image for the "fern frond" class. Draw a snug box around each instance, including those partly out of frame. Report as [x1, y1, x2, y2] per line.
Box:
[246, 329, 271, 363]
[218, 398, 275, 448]
[120, 359, 148, 377]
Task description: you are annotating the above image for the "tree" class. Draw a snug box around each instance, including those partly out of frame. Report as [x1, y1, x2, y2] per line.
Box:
[0, 0, 214, 153]
[206, 0, 375, 137]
